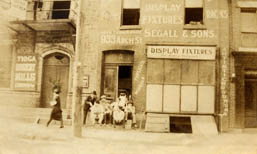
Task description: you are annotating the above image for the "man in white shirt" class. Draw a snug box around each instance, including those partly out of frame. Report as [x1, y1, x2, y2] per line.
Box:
[90, 100, 104, 125]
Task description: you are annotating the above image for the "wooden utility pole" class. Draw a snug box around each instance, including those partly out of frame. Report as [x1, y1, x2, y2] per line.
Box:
[71, 0, 84, 137]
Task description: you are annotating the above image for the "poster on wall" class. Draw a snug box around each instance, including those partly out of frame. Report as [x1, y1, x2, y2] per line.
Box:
[14, 54, 37, 91]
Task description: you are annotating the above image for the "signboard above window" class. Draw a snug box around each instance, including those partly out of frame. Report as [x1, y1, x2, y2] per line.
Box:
[147, 45, 216, 60]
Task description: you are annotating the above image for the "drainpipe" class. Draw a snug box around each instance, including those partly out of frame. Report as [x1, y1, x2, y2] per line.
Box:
[71, 0, 84, 137]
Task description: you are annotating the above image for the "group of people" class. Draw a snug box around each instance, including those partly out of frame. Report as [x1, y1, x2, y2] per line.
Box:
[46, 89, 137, 129]
[83, 91, 137, 128]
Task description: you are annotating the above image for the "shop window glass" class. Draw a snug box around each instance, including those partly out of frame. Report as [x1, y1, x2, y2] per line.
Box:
[181, 61, 198, 84]
[181, 86, 197, 112]
[146, 84, 163, 112]
[122, 0, 140, 25]
[185, 0, 203, 25]
[198, 86, 215, 114]
[164, 60, 181, 84]
[147, 59, 163, 84]
[198, 61, 215, 85]
[0, 45, 12, 88]
[241, 8, 257, 33]
[163, 85, 180, 113]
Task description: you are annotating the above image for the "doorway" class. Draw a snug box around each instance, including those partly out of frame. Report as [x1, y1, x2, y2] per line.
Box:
[118, 66, 132, 96]
[41, 53, 70, 108]
[103, 65, 132, 100]
[245, 80, 257, 128]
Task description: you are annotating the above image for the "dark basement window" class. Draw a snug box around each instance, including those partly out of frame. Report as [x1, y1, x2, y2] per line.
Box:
[170, 116, 192, 133]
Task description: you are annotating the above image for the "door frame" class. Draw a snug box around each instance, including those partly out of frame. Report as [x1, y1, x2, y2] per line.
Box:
[101, 50, 134, 100]
[38, 49, 73, 108]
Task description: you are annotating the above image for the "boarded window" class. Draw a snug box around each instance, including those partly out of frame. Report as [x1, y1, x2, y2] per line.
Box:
[164, 60, 181, 84]
[0, 45, 12, 88]
[181, 61, 198, 84]
[122, 0, 140, 25]
[147, 59, 163, 84]
[241, 8, 257, 33]
[185, 0, 203, 25]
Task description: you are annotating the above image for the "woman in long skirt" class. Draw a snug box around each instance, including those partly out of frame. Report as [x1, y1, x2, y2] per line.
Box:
[46, 88, 64, 128]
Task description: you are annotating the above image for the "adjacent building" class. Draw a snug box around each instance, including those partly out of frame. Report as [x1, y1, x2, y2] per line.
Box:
[230, 0, 257, 130]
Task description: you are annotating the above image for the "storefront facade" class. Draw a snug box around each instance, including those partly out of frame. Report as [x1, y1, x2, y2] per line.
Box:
[80, 0, 231, 132]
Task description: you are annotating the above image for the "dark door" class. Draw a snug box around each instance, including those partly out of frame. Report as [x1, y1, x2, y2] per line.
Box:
[245, 81, 257, 128]
[41, 53, 70, 108]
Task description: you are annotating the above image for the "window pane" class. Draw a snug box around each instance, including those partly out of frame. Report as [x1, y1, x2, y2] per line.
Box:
[147, 59, 163, 84]
[198, 86, 215, 114]
[181, 61, 198, 84]
[163, 85, 180, 113]
[241, 9, 257, 33]
[185, 0, 203, 8]
[198, 61, 215, 85]
[181, 86, 197, 112]
[164, 60, 181, 84]
[146, 84, 163, 112]
[185, 8, 203, 24]
[123, 0, 140, 9]
[122, 9, 140, 25]
[0, 45, 12, 88]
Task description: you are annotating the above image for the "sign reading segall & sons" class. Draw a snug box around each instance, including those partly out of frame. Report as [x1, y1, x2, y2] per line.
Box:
[147, 46, 216, 60]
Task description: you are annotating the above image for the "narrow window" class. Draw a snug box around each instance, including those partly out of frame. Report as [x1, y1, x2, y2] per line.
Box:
[185, 0, 203, 25]
[122, 0, 140, 25]
[241, 8, 257, 33]
[52, 1, 71, 19]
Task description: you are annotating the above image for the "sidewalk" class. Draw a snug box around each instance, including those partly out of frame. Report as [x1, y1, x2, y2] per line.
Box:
[1, 117, 257, 154]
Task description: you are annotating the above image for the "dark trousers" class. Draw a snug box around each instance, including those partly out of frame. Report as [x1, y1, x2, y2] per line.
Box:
[83, 108, 89, 125]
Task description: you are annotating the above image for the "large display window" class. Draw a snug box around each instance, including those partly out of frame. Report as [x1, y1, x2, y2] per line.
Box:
[146, 58, 216, 114]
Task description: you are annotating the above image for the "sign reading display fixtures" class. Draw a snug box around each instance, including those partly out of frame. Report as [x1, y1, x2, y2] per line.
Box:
[147, 46, 216, 60]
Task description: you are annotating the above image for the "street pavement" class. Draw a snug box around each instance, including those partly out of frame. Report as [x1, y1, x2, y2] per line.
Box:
[0, 117, 257, 154]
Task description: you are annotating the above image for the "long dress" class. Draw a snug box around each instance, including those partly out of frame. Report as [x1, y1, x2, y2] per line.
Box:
[50, 96, 63, 121]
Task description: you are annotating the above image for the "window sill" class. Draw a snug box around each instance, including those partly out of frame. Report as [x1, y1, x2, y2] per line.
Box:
[241, 31, 257, 34]
[183, 24, 207, 30]
[120, 25, 142, 30]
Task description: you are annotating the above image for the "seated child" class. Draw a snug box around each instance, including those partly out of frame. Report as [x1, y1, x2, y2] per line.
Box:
[90, 100, 104, 125]
[125, 100, 137, 128]
[100, 95, 112, 124]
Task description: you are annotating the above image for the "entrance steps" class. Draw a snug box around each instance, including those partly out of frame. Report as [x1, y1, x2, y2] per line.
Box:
[145, 113, 218, 135]
[0, 106, 72, 126]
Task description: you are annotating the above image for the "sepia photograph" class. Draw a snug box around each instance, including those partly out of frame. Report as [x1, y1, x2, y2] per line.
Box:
[0, 0, 257, 154]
